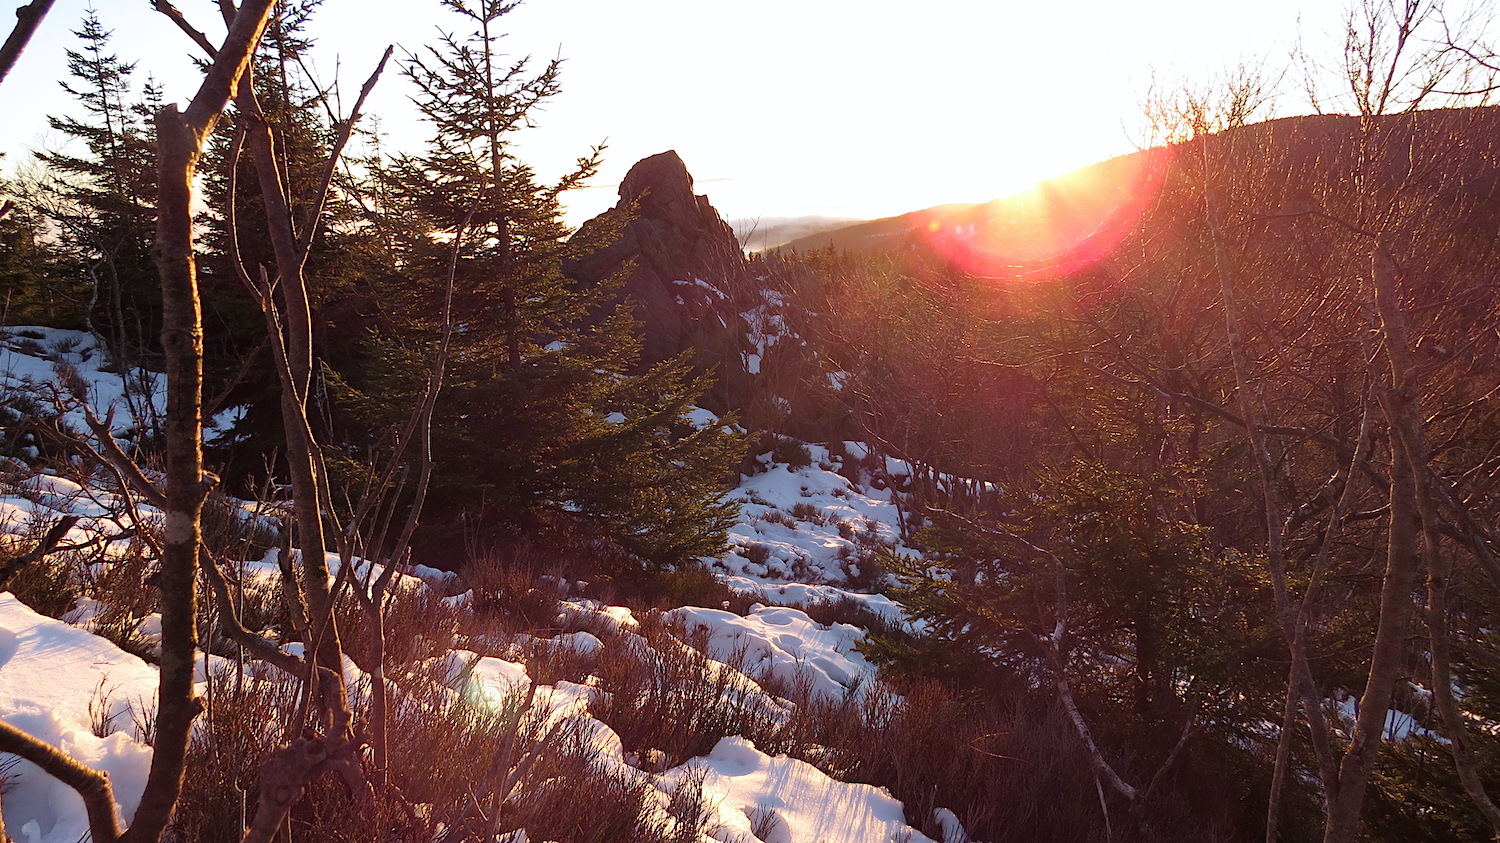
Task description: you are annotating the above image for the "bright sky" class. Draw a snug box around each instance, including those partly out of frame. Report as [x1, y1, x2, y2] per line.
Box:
[1, 1, 1364, 226]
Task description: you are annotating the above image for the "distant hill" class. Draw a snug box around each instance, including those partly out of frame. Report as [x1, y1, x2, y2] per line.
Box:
[730, 215, 865, 252]
[778, 202, 981, 254]
[779, 108, 1500, 276]
[777, 151, 1170, 270]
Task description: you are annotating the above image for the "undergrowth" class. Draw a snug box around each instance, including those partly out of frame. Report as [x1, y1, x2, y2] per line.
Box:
[4, 461, 1268, 843]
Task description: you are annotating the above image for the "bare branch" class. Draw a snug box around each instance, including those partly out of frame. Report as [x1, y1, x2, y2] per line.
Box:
[199, 551, 305, 675]
[0, 719, 122, 842]
[0, 516, 78, 591]
[0, 0, 54, 87]
[149, 0, 218, 58]
[295, 45, 394, 263]
[81, 407, 169, 510]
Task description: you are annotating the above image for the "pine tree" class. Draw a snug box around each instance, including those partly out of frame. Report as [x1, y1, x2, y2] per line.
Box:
[193, 0, 388, 482]
[33, 8, 158, 362]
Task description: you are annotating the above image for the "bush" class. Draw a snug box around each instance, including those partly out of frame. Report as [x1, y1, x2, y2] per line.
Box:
[4, 546, 79, 618]
[610, 560, 757, 613]
[590, 615, 786, 766]
[464, 554, 563, 634]
[772, 437, 813, 469]
[169, 670, 304, 843]
[500, 723, 695, 843]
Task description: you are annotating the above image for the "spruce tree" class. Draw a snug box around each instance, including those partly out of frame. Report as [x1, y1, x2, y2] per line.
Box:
[33, 8, 158, 362]
[0, 183, 81, 327]
[348, 0, 744, 568]
[194, 0, 388, 483]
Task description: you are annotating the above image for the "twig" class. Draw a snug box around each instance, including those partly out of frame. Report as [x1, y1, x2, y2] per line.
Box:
[0, 516, 78, 591]
[0, 0, 55, 87]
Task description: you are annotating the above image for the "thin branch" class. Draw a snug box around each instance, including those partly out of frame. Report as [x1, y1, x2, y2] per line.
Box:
[0, 0, 55, 87]
[199, 551, 305, 674]
[0, 719, 122, 842]
[0, 516, 78, 591]
[149, 0, 218, 58]
[295, 45, 394, 264]
[81, 407, 169, 510]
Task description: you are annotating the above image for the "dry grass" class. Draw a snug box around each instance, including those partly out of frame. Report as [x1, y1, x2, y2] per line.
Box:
[169, 669, 304, 843]
[499, 723, 697, 843]
[3, 462, 1260, 843]
[590, 613, 787, 767]
[464, 553, 564, 635]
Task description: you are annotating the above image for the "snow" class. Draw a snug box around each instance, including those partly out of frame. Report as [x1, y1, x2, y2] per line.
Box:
[0, 594, 156, 841]
[740, 289, 796, 379]
[0, 326, 245, 450]
[667, 604, 878, 701]
[411, 563, 461, 593]
[438, 649, 531, 709]
[1331, 687, 1436, 742]
[716, 444, 903, 589]
[659, 736, 936, 843]
[228, 547, 430, 597]
[720, 578, 908, 626]
[559, 599, 639, 634]
[1, 473, 163, 564]
[685, 406, 720, 430]
[1, 327, 163, 452]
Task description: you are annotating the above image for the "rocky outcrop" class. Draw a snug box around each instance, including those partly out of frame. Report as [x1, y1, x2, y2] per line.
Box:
[565, 151, 751, 412]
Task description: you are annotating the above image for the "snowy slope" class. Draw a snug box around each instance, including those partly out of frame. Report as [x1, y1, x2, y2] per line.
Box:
[0, 325, 965, 843]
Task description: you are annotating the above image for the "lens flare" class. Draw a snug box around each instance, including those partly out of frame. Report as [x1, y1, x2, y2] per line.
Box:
[915, 147, 1172, 278]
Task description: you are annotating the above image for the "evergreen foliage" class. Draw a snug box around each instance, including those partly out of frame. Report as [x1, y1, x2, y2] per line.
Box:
[0, 193, 81, 327]
[327, 0, 744, 567]
[32, 9, 159, 360]
[192, 3, 375, 479]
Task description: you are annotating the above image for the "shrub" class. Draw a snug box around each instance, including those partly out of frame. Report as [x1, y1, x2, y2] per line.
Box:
[464, 554, 563, 634]
[335, 580, 464, 672]
[789, 501, 824, 523]
[500, 723, 689, 843]
[771, 436, 812, 469]
[4, 545, 79, 618]
[742, 542, 772, 567]
[798, 594, 894, 634]
[758, 509, 797, 528]
[169, 670, 304, 843]
[610, 560, 755, 613]
[590, 616, 786, 765]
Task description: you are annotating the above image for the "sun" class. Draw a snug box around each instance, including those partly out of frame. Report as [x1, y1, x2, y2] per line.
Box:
[914, 147, 1173, 279]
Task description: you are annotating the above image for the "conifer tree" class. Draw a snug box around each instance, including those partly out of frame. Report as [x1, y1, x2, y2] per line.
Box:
[0, 184, 81, 327]
[349, 0, 743, 567]
[34, 8, 159, 363]
[194, 0, 389, 480]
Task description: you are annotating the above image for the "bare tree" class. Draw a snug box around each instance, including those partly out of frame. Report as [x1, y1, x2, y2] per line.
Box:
[0, 6, 276, 842]
[1089, 10, 1500, 834]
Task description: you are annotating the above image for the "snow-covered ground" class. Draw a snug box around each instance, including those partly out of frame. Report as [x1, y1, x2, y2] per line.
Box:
[0, 595, 156, 843]
[661, 736, 935, 843]
[0, 327, 162, 459]
[0, 327, 960, 843]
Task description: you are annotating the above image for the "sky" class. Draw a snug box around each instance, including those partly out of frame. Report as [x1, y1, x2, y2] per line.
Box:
[0, 0, 1373, 227]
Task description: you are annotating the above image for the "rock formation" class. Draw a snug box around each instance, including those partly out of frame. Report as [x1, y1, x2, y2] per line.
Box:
[565, 150, 752, 412]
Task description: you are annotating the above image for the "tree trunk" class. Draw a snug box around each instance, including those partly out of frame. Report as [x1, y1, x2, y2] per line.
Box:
[1320, 245, 1424, 843]
[123, 4, 276, 839]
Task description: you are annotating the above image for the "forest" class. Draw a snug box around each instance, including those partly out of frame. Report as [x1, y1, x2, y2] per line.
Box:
[1, 0, 1500, 841]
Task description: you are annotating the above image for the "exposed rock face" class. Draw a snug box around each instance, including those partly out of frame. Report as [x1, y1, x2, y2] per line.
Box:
[565, 150, 751, 412]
